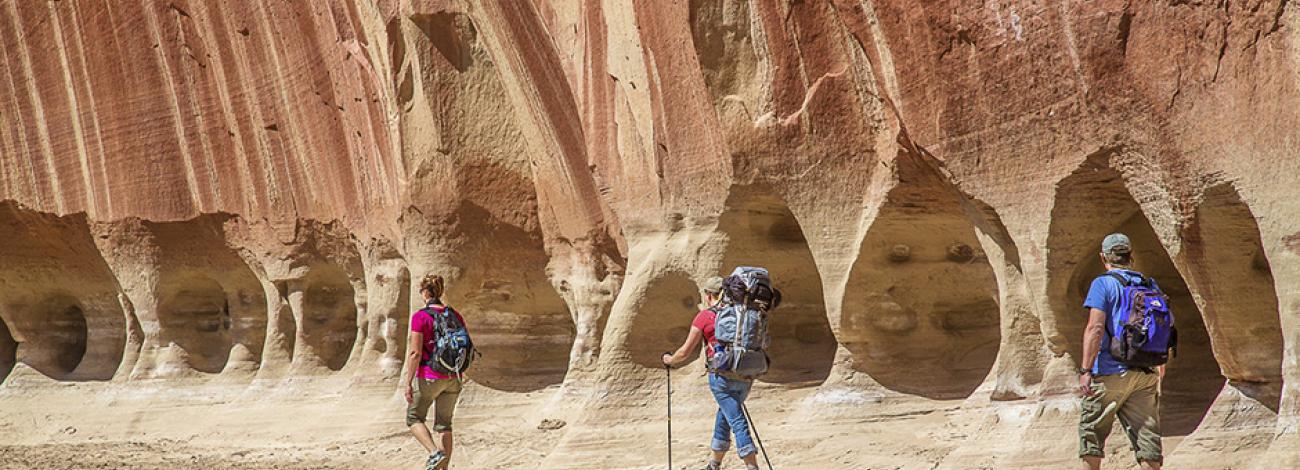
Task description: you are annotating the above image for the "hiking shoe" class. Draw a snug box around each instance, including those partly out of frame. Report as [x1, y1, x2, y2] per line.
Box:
[702, 461, 721, 470]
[426, 451, 448, 470]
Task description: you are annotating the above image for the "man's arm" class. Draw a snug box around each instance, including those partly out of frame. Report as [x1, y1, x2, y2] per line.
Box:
[1079, 308, 1107, 396]
[402, 330, 423, 402]
[663, 326, 704, 367]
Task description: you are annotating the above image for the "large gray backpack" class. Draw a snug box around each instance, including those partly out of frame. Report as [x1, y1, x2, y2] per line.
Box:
[710, 267, 776, 378]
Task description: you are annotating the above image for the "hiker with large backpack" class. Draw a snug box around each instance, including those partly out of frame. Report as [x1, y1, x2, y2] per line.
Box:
[402, 274, 475, 470]
[663, 268, 780, 470]
[1077, 234, 1174, 470]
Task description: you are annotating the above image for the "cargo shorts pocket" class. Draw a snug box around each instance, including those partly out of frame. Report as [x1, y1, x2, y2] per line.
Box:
[1078, 380, 1112, 458]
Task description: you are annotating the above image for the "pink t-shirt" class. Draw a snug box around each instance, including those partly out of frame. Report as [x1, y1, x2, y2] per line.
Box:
[411, 305, 466, 380]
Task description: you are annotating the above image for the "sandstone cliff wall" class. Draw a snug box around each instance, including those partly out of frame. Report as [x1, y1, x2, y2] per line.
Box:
[1, 1, 1297, 468]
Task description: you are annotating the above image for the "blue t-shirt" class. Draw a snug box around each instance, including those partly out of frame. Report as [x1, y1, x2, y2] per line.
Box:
[1083, 269, 1159, 376]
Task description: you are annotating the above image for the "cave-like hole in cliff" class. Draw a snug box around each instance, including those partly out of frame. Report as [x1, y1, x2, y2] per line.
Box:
[841, 162, 1001, 399]
[302, 266, 358, 371]
[718, 188, 835, 385]
[6, 296, 90, 378]
[442, 205, 574, 392]
[0, 203, 123, 380]
[627, 273, 705, 369]
[1, 318, 17, 384]
[1182, 183, 1281, 411]
[1048, 157, 1223, 436]
[146, 218, 269, 374]
[158, 274, 245, 374]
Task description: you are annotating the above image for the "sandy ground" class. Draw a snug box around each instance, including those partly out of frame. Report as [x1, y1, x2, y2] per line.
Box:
[0, 365, 1195, 470]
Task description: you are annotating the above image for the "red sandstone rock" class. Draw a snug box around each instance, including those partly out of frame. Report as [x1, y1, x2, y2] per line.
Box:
[0, 1, 1297, 468]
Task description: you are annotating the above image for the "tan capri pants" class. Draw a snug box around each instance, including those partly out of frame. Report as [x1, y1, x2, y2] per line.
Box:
[406, 377, 463, 431]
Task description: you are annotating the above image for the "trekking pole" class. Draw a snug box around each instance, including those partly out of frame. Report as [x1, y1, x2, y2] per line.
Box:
[741, 403, 773, 470]
[664, 353, 673, 470]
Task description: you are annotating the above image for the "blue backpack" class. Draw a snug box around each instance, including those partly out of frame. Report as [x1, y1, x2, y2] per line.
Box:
[420, 306, 475, 377]
[709, 267, 779, 379]
[1105, 272, 1177, 368]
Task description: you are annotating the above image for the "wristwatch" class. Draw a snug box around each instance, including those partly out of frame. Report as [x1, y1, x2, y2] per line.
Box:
[1076, 367, 1091, 375]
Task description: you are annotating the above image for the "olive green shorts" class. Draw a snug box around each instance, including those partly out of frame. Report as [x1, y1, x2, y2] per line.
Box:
[1078, 369, 1162, 463]
[406, 377, 463, 431]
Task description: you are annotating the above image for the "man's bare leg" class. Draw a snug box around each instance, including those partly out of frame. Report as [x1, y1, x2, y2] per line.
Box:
[1139, 459, 1161, 470]
[1079, 456, 1101, 470]
[410, 424, 436, 453]
[439, 431, 453, 458]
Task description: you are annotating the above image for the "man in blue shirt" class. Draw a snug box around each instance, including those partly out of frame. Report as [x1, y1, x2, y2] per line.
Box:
[1077, 233, 1164, 469]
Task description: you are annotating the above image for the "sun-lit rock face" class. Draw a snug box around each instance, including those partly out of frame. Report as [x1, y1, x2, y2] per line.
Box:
[0, 1, 1297, 468]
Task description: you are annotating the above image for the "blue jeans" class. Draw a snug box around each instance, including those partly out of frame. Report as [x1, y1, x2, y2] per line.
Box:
[708, 373, 756, 458]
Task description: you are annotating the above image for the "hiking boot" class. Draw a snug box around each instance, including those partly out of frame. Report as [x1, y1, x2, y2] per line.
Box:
[702, 461, 721, 470]
[426, 451, 448, 470]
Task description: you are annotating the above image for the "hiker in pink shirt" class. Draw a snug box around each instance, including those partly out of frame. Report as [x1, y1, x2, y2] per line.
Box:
[402, 274, 470, 470]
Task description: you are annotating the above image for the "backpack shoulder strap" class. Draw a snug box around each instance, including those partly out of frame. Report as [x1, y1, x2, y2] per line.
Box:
[417, 307, 439, 326]
[444, 306, 463, 329]
[1099, 273, 1131, 339]
[1105, 272, 1132, 287]
[425, 306, 450, 334]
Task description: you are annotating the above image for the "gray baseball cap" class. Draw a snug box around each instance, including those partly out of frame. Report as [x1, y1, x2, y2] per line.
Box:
[701, 276, 725, 295]
[1102, 233, 1132, 255]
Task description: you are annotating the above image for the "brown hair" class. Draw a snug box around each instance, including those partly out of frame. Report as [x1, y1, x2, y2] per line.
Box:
[419, 274, 445, 302]
[1103, 252, 1133, 268]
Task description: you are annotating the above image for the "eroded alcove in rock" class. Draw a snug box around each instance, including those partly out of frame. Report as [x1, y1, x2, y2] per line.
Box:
[717, 188, 836, 384]
[298, 265, 360, 372]
[1181, 183, 1283, 401]
[0, 203, 124, 380]
[1048, 156, 1223, 436]
[626, 272, 705, 369]
[841, 156, 1001, 399]
[143, 218, 269, 375]
[440, 205, 575, 392]
[15, 297, 89, 378]
[157, 274, 235, 374]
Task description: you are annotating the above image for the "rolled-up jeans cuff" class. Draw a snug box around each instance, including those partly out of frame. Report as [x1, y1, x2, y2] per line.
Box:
[710, 438, 731, 452]
[737, 443, 756, 458]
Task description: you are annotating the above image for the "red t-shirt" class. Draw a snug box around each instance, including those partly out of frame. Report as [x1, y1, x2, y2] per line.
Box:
[691, 308, 719, 358]
[411, 305, 466, 380]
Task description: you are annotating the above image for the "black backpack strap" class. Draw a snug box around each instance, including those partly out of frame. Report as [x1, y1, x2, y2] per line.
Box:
[417, 307, 436, 367]
[1097, 274, 1128, 339]
[1105, 272, 1132, 287]
[1108, 271, 1157, 289]
[1131, 272, 1152, 288]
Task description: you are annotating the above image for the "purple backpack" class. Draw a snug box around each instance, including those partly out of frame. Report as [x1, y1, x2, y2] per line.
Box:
[1106, 272, 1178, 368]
